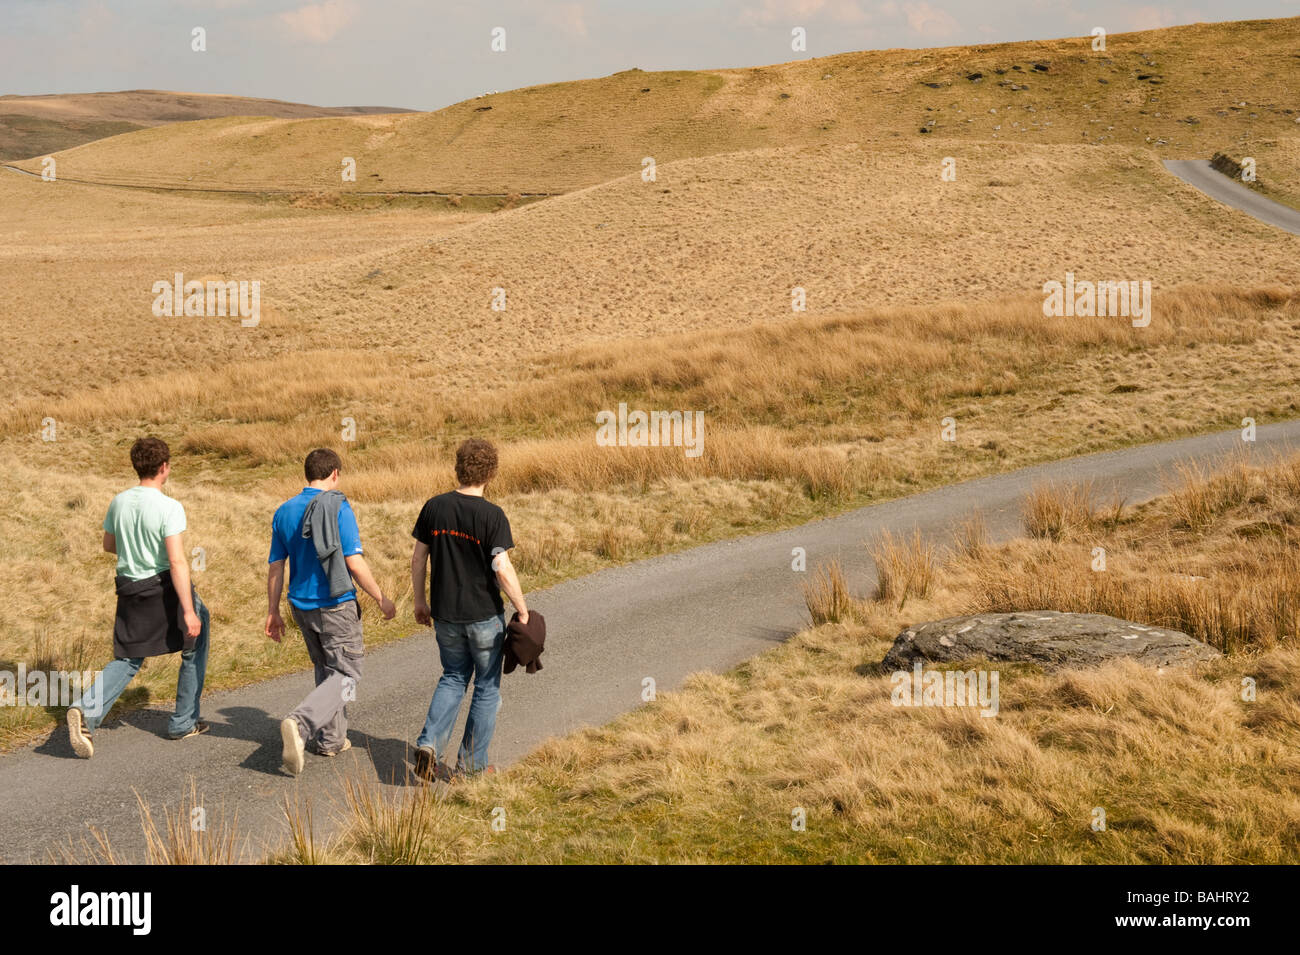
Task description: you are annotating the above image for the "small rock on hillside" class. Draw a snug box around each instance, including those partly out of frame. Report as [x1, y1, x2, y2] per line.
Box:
[880, 611, 1221, 673]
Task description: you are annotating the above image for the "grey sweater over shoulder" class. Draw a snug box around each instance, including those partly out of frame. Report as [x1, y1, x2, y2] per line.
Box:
[301, 490, 354, 599]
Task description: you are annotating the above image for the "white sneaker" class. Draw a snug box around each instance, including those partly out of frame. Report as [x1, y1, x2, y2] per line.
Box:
[67, 707, 94, 759]
[280, 718, 305, 775]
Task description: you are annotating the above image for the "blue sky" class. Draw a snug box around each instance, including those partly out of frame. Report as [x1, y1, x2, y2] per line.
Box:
[1, 0, 1296, 110]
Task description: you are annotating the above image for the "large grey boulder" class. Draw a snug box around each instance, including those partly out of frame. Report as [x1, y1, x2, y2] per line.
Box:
[880, 610, 1221, 673]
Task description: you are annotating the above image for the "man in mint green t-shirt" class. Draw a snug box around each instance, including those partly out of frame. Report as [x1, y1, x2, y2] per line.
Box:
[67, 437, 211, 758]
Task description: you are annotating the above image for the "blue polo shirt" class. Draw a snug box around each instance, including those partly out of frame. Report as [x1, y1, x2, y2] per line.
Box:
[269, 487, 363, 610]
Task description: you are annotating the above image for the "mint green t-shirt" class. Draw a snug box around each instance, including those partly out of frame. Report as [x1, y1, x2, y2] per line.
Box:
[103, 486, 187, 580]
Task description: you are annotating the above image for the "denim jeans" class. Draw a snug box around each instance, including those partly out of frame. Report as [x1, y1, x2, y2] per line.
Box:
[416, 614, 506, 773]
[73, 591, 210, 737]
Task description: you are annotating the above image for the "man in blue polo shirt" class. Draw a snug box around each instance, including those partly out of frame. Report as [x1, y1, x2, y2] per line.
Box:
[265, 448, 395, 775]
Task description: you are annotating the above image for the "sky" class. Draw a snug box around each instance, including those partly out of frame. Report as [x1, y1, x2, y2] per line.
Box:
[0, 0, 1296, 111]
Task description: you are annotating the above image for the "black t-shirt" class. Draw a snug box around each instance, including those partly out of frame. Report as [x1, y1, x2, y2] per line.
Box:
[411, 491, 514, 623]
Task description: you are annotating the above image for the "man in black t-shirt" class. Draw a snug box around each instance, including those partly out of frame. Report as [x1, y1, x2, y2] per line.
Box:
[410, 438, 528, 780]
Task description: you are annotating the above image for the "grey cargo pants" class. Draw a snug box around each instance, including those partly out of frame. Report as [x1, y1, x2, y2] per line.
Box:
[288, 599, 363, 754]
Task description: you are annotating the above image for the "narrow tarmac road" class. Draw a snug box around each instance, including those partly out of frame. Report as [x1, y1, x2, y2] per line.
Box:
[2, 421, 1297, 862]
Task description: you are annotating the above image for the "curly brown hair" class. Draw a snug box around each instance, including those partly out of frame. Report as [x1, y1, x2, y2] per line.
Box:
[130, 436, 170, 479]
[455, 438, 498, 487]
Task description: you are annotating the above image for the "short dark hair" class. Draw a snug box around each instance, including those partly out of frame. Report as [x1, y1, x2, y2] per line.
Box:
[130, 437, 170, 479]
[455, 439, 498, 487]
[304, 448, 342, 482]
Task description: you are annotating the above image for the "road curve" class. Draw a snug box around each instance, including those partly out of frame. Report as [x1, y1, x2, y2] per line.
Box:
[2, 421, 1298, 862]
[1163, 159, 1300, 235]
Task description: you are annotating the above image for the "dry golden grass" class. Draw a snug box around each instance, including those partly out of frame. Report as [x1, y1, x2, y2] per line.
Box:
[4, 281, 1300, 749]
[8, 136, 1298, 414]
[801, 560, 861, 626]
[228, 453, 1292, 864]
[17, 18, 1300, 193]
[960, 452, 1300, 653]
[1023, 480, 1100, 541]
[54, 780, 246, 864]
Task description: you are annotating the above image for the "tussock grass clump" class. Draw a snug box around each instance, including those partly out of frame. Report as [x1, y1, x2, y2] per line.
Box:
[1166, 454, 1253, 531]
[802, 560, 862, 625]
[869, 530, 936, 606]
[338, 774, 440, 866]
[281, 794, 327, 866]
[1023, 480, 1098, 541]
[952, 512, 990, 561]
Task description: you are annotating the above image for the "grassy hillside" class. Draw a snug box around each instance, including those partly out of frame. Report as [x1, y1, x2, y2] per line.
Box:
[0, 89, 410, 161]
[4, 139, 1299, 409]
[15, 17, 1300, 193]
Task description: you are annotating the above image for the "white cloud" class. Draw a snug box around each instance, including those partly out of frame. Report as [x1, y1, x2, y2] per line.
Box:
[279, 0, 358, 43]
[543, 1, 589, 38]
[742, 0, 871, 26]
[1125, 5, 1180, 31]
[902, 1, 958, 37]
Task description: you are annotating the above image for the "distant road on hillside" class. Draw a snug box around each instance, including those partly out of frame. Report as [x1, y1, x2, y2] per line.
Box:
[1163, 159, 1300, 236]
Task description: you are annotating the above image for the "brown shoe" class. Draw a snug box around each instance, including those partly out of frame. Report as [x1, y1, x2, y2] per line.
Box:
[413, 747, 451, 783]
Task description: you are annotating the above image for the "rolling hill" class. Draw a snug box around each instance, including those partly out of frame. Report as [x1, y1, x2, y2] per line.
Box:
[4, 137, 1298, 410]
[0, 89, 411, 161]
[12, 17, 1299, 194]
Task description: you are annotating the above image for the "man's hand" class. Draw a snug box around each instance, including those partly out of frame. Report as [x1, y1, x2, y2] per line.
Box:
[379, 596, 396, 620]
[183, 609, 202, 639]
[494, 550, 529, 628]
[414, 599, 432, 627]
[265, 612, 286, 642]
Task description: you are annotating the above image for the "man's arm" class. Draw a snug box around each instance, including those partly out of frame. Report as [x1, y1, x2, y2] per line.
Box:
[411, 540, 431, 626]
[493, 550, 528, 624]
[102, 531, 116, 554]
[163, 534, 201, 638]
[265, 558, 287, 642]
[345, 554, 396, 620]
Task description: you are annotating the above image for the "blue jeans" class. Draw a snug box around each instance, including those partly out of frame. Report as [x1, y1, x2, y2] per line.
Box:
[74, 592, 210, 737]
[416, 614, 505, 773]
